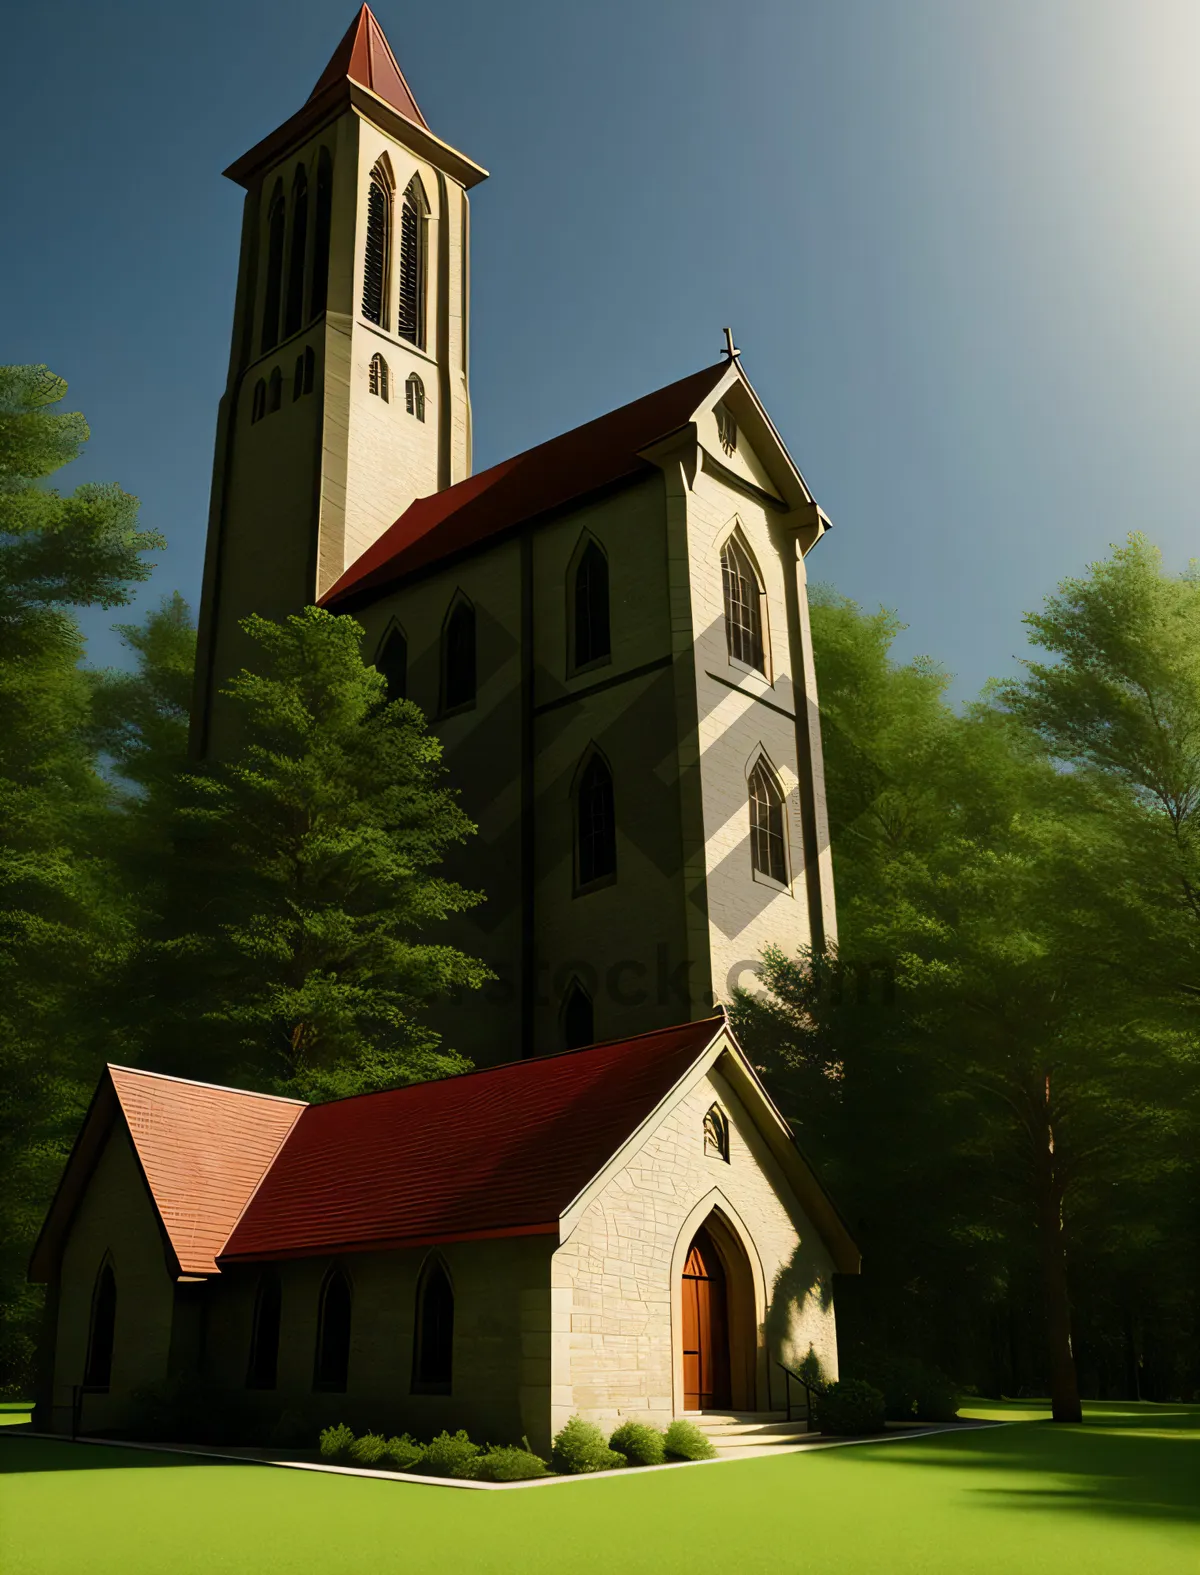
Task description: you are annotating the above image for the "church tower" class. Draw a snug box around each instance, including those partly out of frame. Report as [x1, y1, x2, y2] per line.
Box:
[193, 6, 487, 754]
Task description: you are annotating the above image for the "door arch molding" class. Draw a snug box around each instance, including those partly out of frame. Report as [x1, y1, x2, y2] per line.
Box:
[670, 1188, 766, 1414]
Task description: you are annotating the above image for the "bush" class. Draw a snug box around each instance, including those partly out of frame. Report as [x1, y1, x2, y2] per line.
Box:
[384, 1433, 424, 1470]
[319, 1423, 356, 1462]
[609, 1420, 666, 1466]
[858, 1357, 961, 1423]
[814, 1379, 886, 1436]
[459, 1446, 550, 1481]
[348, 1432, 390, 1467]
[552, 1416, 627, 1473]
[411, 1429, 481, 1478]
[663, 1419, 717, 1461]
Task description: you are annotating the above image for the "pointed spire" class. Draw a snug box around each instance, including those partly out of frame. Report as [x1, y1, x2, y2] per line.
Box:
[308, 5, 428, 129]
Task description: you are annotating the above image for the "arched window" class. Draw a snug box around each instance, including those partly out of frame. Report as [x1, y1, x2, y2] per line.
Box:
[397, 176, 428, 347]
[362, 162, 392, 327]
[284, 164, 308, 339]
[576, 753, 616, 889]
[749, 758, 787, 884]
[314, 1268, 352, 1392]
[267, 365, 282, 414]
[562, 979, 594, 1050]
[405, 372, 425, 421]
[250, 379, 267, 424]
[716, 403, 738, 456]
[703, 1104, 730, 1162]
[261, 180, 286, 353]
[309, 147, 333, 321]
[293, 353, 305, 402]
[412, 1257, 454, 1393]
[441, 597, 476, 713]
[246, 1271, 282, 1390]
[721, 533, 765, 674]
[369, 352, 389, 402]
[84, 1260, 117, 1390]
[376, 626, 407, 702]
[572, 539, 610, 670]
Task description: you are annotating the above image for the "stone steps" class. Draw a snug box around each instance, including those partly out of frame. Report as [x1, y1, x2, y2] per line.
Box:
[682, 1410, 818, 1456]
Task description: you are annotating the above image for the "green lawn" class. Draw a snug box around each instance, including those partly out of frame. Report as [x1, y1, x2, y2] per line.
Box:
[2, 1402, 1197, 1574]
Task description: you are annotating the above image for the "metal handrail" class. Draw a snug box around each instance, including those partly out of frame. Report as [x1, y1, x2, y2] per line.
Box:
[775, 1362, 824, 1431]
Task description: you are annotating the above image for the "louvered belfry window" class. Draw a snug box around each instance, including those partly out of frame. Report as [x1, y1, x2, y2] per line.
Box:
[361, 170, 390, 327]
[309, 147, 332, 322]
[397, 177, 426, 346]
[577, 754, 616, 887]
[721, 534, 765, 673]
[749, 760, 787, 884]
[261, 181, 286, 353]
[284, 164, 308, 339]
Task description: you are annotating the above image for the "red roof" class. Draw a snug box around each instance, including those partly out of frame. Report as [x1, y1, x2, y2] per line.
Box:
[308, 5, 428, 129]
[321, 362, 729, 611]
[220, 1018, 724, 1264]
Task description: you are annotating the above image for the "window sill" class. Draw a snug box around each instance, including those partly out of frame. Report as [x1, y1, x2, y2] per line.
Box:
[726, 655, 772, 687]
[574, 871, 617, 898]
[410, 1382, 452, 1397]
[438, 700, 477, 721]
[568, 653, 612, 681]
[752, 868, 793, 896]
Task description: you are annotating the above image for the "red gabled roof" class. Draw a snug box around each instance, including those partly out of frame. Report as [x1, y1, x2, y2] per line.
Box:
[308, 5, 428, 129]
[320, 362, 730, 611]
[220, 1018, 725, 1264]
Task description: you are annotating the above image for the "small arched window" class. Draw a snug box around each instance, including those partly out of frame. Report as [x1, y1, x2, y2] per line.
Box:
[84, 1260, 117, 1390]
[369, 353, 389, 402]
[246, 1271, 282, 1390]
[362, 162, 392, 327]
[314, 1268, 352, 1392]
[721, 533, 765, 674]
[749, 758, 788, 885]
[397, 176, 428, 347]
[441, 598, 476, 713]
[309, 147, 333, 321]
[562, 979, 594, 1050]
[284, 164, 308, 339]
[412, 1257, 454, 1393]
[576, 753, 616, 889]
[703, 1104, 730, 1162]
[376, 626, 407, 702]
[573, 539, 610, 670]
[303, 344, 315, 394]
[716, 403, 738, 456]
[267, 366, 282, 414]
[293, 353, 305, 402]
[261, 180, 286, 353]
[405, 372, 425, 421]
[250, 379, 267, 424]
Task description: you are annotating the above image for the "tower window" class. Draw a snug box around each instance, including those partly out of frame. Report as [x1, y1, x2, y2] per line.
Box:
[703, 1104, 730, 1162]
[412, 1257, 454, 1393]
[250, 379, 266, 424]
[716, 404, 737, 456]
[293, 353, 305, 402]
[376, 626, 407, 702]
[576, 753, 616, 889]
[397, 176, 428, 348]
[572, 539, 610, 670]
[314, 1268, 352, 1392]
[309, 147, 333, 322]
[246, 1271, 282, 1390]
[84, 1259, 117, 1391]
[303, 344, 315, 394]
[267, 366, 282, 414]
[362, 163, 392, 328]
[562, 980, 594, 1050]
[369, 353, 389, 402]
[721, 533, 765, 674]
[284, 164, 308, 340]
[261, 180, 286, 354]
[441, 598, 476, 713]
[749, 759, 788, 885]
[405, 372, 425, 421]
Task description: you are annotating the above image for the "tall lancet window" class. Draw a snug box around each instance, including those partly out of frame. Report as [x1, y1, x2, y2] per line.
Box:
[562, 980, 594, 1050]
[84, 1259, 117, 1391]
[314, 1268, 352, 1392]
[412, 1257, 454, 1393]
[261, 180, 286, 353]
[721, 533, 765, 674]
[397, 176, 428, 347]
[572, 539, 611, 670]
[309, 147, 333, 321]
[576, 752, 616, 889]
[246, 1271, 282, 1390]
[284, 164, 308, 339]
[362, 162, 392, 327]
[749, 758, 788, 885]
[376, 626, 407, 702]
[441, 597, 476, 713]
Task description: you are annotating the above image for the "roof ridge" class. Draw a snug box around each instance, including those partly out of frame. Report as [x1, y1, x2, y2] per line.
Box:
[107, 1064, 308, 1106]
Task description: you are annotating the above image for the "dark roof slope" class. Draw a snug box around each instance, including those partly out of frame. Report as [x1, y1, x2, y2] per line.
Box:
[320, 362, 729, 611]
[220, 1018, 724, 1264]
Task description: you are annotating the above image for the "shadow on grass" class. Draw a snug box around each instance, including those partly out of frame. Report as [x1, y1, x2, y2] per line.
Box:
[0, 1434, 238, 1475]
[840, 1404, 1200, 1529]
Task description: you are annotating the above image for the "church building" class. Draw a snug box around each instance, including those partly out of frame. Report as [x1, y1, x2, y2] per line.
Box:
[32, 7, 857, 1455]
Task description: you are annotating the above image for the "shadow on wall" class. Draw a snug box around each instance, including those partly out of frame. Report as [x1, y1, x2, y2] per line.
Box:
[763, 1236, 832, 1366]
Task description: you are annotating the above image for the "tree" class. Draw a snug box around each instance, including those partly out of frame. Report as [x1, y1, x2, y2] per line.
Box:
[151, 606, 490, 1101]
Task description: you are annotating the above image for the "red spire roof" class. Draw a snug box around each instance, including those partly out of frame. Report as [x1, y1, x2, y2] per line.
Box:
[309, 5, 428, 129]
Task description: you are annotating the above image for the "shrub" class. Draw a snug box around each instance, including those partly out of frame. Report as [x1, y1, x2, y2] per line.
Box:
[552, 1416, 627, 1473]
[348, 1432, 390, 1467]
[798, 1344, 826, 1391]
[411, 1429, 481, 1478]
[663, 1419, 717, 1461]
[814, 1379, 886, 1436]
[609, 1420, 666, 1466]
[319, 1423, 356, 1462]
[384, 1433, 424, 1470]
[459, 1446, 551, 1481]
[859, 1357, 961, 1424]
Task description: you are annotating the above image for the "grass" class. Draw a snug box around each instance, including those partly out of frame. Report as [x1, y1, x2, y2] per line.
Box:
[2, 1402, 1198, 1574]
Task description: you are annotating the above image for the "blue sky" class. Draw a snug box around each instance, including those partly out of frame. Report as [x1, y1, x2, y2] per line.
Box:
[3, 0, 1198, 696]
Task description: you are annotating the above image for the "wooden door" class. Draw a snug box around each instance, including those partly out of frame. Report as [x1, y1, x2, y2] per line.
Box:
[681, 1226, 731, 1409]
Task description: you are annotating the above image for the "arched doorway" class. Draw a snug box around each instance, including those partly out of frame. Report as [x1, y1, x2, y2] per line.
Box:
[682, 1225, 732, 1410]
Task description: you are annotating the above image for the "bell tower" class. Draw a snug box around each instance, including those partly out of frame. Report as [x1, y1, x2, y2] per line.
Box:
[193, 5, 487, 754]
